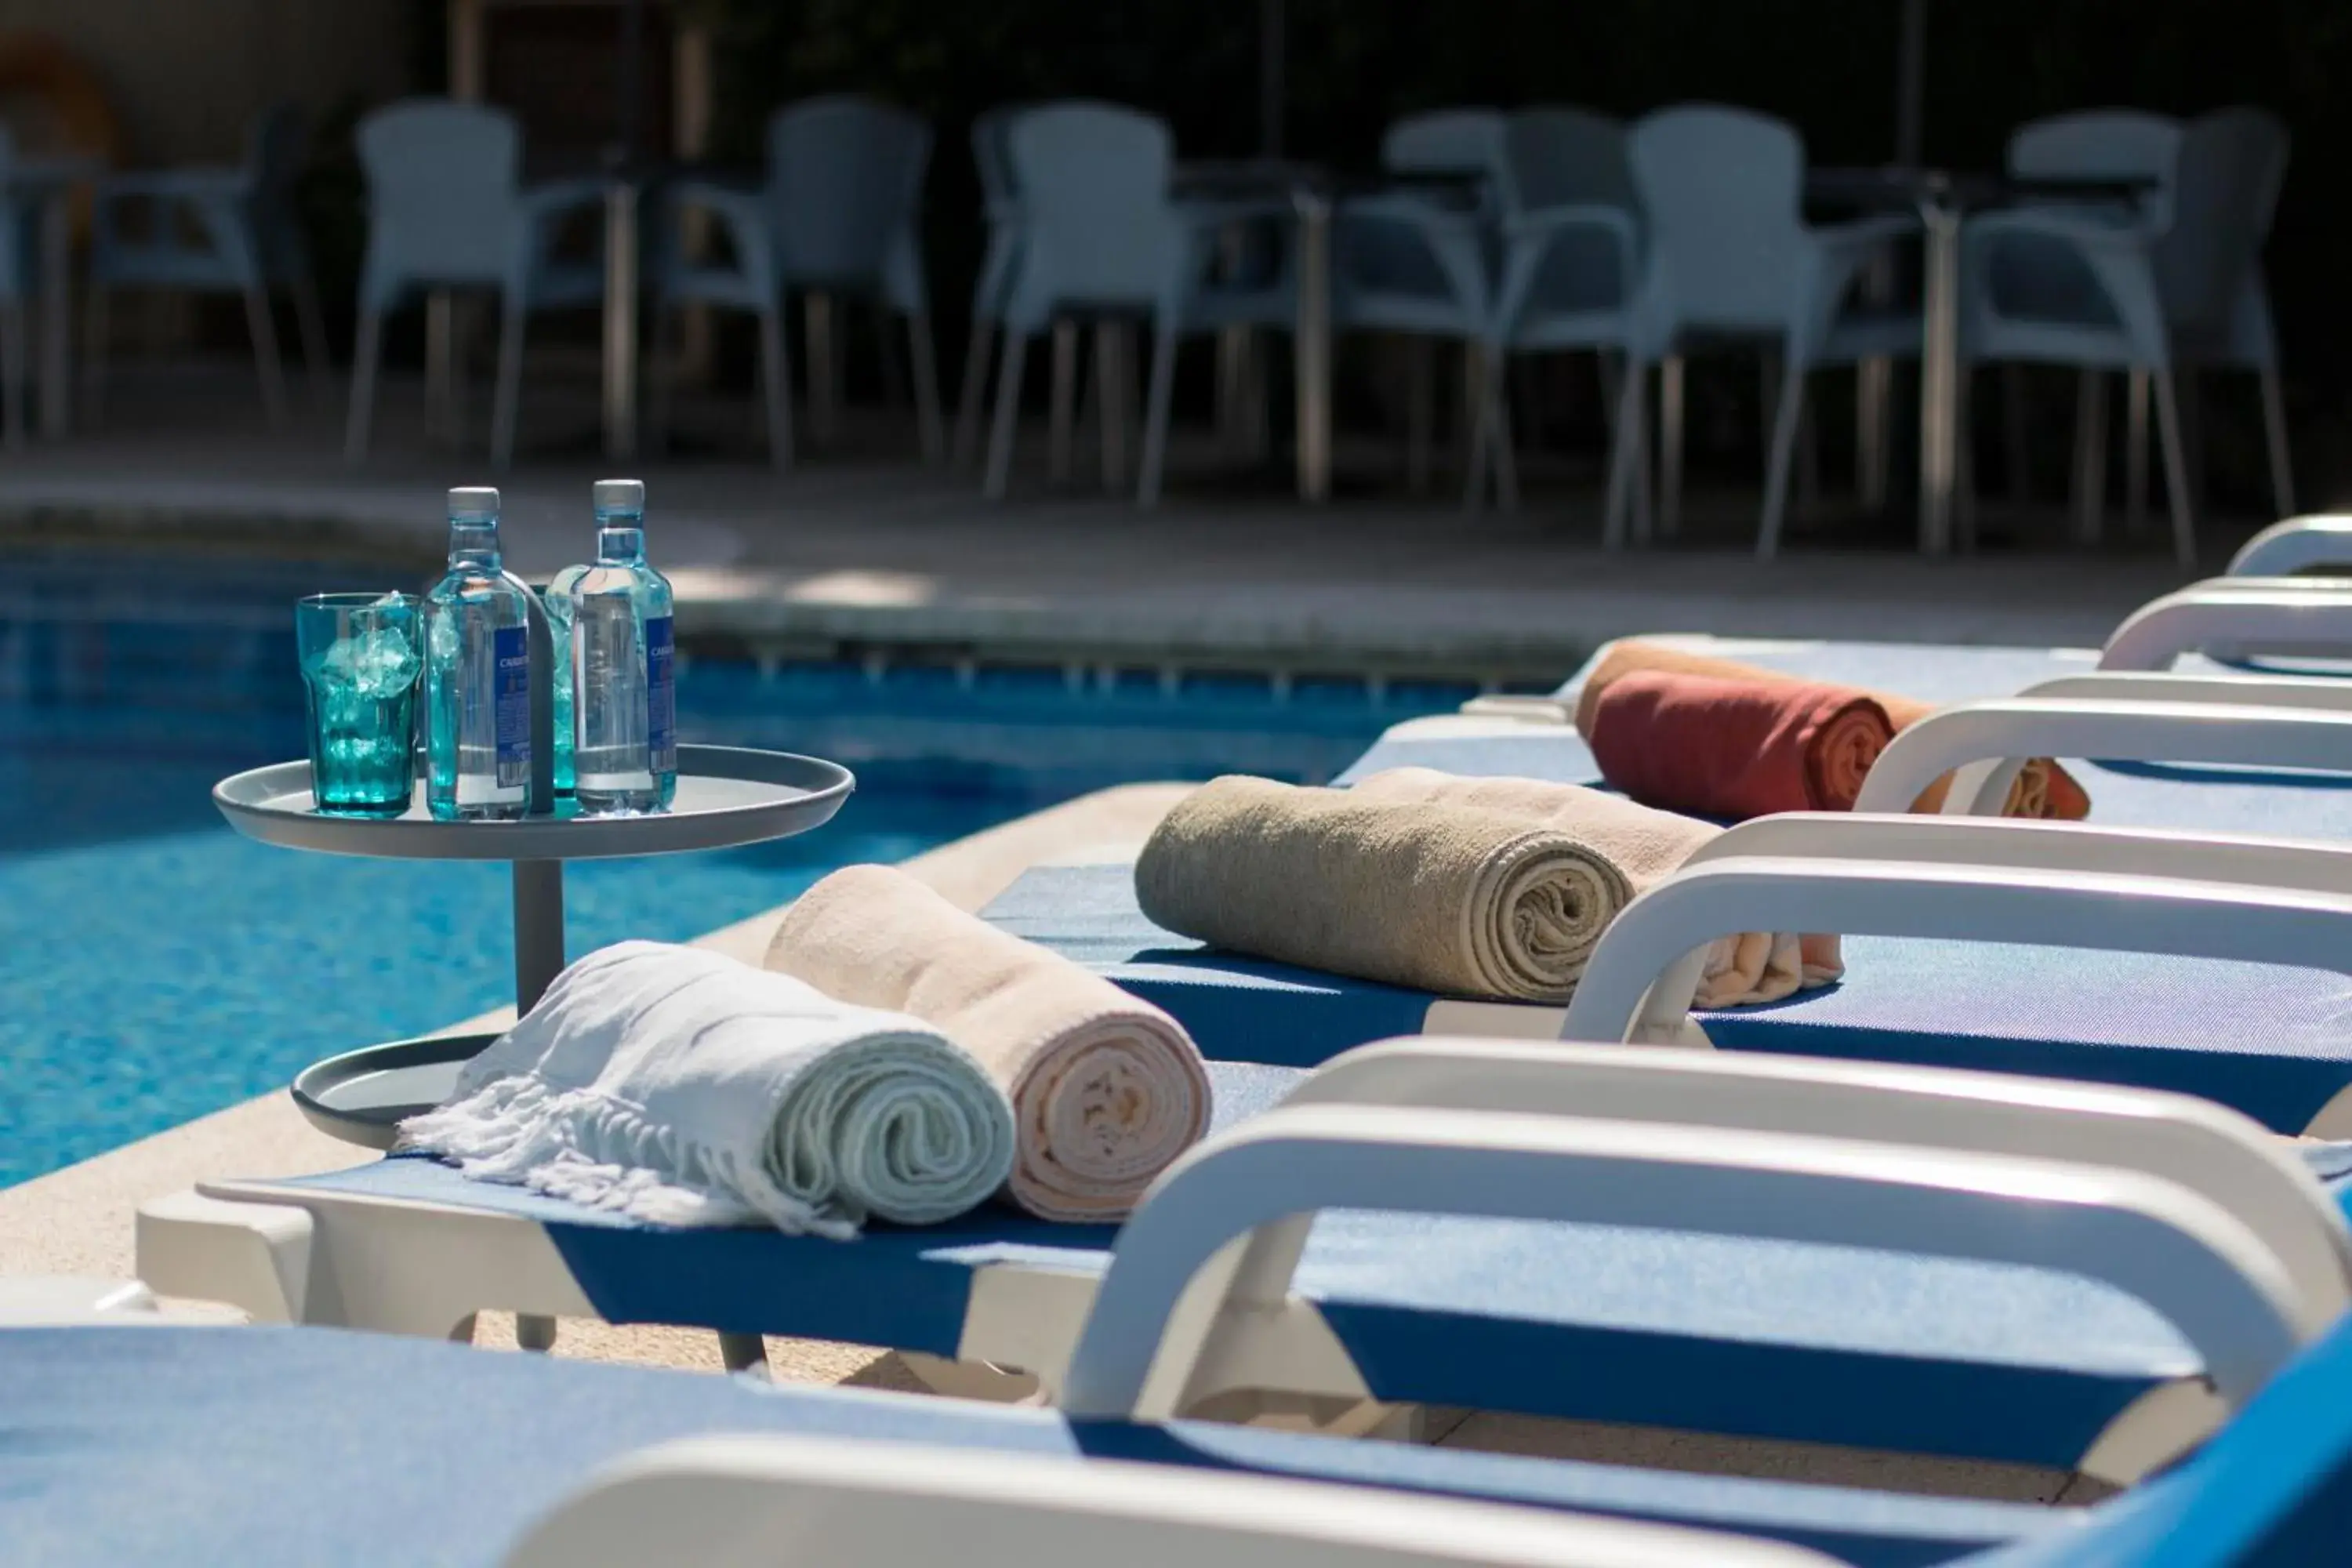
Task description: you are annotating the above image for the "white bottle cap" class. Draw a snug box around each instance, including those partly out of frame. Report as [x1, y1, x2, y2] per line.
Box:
[447, 486, 500, 521]
[593, 478, 645, 514]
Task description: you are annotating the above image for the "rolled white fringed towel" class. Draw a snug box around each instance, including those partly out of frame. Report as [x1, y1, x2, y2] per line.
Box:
[399, 941, 1016, 1237]
[767, 864, 1213, 1223]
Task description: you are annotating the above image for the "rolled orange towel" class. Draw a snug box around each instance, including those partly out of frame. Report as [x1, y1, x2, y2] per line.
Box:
[1574, 640, 2092, 821]
[1585, 670, 1895, 819]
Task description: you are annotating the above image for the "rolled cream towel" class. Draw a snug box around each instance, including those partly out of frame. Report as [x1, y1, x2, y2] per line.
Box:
[767, 864, 1212, 1223]
[1584, 669, 1895, 818]
[400, 942, 1016, 1236]
[1135, 771, 1819, 1008]
[1573, 639, 2092, 820]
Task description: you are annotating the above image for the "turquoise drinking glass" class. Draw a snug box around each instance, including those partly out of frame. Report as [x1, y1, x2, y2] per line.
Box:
[296, 592, 423, 818]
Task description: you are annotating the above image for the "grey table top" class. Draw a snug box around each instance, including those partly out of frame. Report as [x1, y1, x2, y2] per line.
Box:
[214, 744, 855, 862]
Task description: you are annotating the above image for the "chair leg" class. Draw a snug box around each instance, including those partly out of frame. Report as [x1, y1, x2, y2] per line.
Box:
[1138, 318, 1180, 507]
[2071, 370, 2109, 546]
[1463, 347, 1519, 514]
[292, 268, 333, 408]
[2178, 368, 2207, 511]
[2259, 366, 2296, 519]
[2002, 364, 2032, 504]
[0, 300, 26, 452]
[1490, 365, 1522, 514]
[1795, 387, 1821, 518]
[343, 307, 384, 463]
[423, 289, 456, 447]
[1758, 357, 1806, 559]
[647, 299, 676, 458]
[1595, 350, 1648, 539]
[240, 283, 289, 432]
[908, 310, 945, 466]
[758, 306, 796, 472]
[1094, 321, 1129, 493]
[804, 292, 839, 443]
[1657, 355, 1686, 539]
[1214, 323, 1247, 456]
[1404, 336, 1435, 496]
[1461, 344, 1492, 513]
[876, 302, 909, 414]
[491, 296, 526, 471]
[952, 315, 993, 471]
[2151, 366, 2198, 568]
[79, 281, 108, 430]
[1047, 320, 1078, 486]
[2122, 368, 2151, 539]
[982, 327, 1030, 502]
[1602, 359, 1648, 550]
[1955, 363, 1980, 552]
[1856, 355, 1890, 510]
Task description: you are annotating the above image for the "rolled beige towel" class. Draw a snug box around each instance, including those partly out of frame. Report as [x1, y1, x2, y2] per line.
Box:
[1134, 771, 1821, 1009]
[767, 864, 1212, 1223]
[1353, 768, 1838, 994]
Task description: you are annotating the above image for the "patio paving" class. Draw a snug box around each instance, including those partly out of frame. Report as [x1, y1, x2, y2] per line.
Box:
[0, 365, 2229, 679]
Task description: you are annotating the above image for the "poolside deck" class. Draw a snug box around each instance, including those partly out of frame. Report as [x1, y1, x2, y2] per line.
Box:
[0, 365, 2225, 677]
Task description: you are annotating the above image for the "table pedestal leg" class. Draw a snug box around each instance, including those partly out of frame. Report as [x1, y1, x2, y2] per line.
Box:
[512, 859, 566, 1014]
[510, 855, 566, 1358]
[1292, 193, 1332, 503]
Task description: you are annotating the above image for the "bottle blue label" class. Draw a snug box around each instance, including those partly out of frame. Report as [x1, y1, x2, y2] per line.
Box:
[646, 615, 676, 775]
[493, 624, 530, 788]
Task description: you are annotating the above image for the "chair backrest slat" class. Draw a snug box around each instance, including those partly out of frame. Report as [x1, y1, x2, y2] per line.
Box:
[1004, 102, 1180, 307]
[2158, 105, 2288, 336]
[1499, 107, 1634, 218]
[2007, 109, 2185, 232]
[1628, 105, 1807, 333]
[356, 101, 521, 288]
[766, 95, 931, 283]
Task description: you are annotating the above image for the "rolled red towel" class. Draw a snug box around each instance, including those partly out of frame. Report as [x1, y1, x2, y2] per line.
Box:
[1585, 670, 1896, 820]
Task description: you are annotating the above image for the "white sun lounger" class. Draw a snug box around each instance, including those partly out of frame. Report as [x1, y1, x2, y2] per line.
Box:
[140, 1033, 2352, 1486]
[26, 1085, 2352, 1565]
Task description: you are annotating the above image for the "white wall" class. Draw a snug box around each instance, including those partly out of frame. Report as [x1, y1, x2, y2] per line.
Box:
[4, 0, 415, 162]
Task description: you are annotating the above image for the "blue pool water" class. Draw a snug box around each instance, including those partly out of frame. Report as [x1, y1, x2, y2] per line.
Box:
[0, 550, 1467, 1185]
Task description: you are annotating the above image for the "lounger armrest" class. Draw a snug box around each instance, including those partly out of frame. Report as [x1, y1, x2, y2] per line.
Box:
[502, 1432, 1838, 1568]
[2230, 515, 2352, 579]
[2017, 670, 2352, 714]
[1059, 1103, 2307, 1420]
[2101, 584, 2352, 670]
[1850, 696, 2352, 816]
[1279, 1035, 2350, 1319]
[1676, 811, 2352, 896]
[1560, 852, 2352, 1069]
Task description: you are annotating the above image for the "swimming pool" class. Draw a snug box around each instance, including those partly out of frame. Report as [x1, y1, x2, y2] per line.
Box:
[0, 549, 1466, 1185]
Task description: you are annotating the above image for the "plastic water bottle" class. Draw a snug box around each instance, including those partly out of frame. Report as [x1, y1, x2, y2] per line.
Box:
[565, 478, 676, 815]
[423, 487, 534, 822]
[542, 561, 584, 796]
